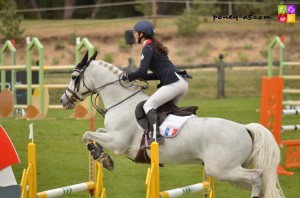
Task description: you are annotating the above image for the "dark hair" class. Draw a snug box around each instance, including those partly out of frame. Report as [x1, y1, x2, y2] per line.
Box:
[152, 38, 169, 55]
[142, 32, 168, 55]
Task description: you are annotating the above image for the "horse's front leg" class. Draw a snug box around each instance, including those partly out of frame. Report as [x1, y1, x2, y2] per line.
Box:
[87, 128, 107, 156]
[95, 127, 107, 133]
[83, 129, 115, 171]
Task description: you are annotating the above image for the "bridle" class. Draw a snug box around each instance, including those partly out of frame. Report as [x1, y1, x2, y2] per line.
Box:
[64, 64, 148, 117]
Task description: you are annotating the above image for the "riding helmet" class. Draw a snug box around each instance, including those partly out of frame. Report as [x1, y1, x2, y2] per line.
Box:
[133, 20, 155, 37]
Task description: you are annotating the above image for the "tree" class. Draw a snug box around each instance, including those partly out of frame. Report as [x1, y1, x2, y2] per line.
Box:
[135, 0, 185, 18]
[0, 0, 4, 8]
[193, 0, 221, 21]
[64, 0, 75, 19]
[135, 0, 152, 17]
[233, 0, 260, 16]
[0, 0, 24, 41]
[29, 0, 42, 19]
[90, 0, 139, 19]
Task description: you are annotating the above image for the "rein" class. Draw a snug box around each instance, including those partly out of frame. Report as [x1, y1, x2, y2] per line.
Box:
[95, 89, 142, 117]
[66, 63, 148, 117]
[93, 73, 148, 117]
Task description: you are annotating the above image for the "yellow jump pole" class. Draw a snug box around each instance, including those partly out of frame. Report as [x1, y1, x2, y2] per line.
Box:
[203, 166, 215, 198]
[27, 142, 37, 198]
[145, 142, 160, 198]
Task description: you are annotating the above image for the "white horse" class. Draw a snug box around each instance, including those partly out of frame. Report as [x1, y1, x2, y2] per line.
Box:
[60, 52, 285, 198]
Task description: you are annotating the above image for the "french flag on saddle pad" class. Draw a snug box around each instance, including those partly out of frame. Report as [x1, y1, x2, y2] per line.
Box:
[164, 127, 178, 137]
[159, 114, 195, 138]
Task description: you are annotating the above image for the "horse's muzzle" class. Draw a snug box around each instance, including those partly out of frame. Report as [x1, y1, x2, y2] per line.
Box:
[60, 96, 75, 109]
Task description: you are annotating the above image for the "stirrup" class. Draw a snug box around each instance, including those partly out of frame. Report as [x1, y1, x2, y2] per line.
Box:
[149, 136, 164, 145]
[140, 136, 164, 150]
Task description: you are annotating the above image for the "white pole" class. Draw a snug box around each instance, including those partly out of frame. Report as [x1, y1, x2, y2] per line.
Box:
[282, 109, 300, 115]
[281, 125, 300, 131]
[153, 123, 156, 142]
[160, 182, 210, 198]
[37, 182, 94, 198]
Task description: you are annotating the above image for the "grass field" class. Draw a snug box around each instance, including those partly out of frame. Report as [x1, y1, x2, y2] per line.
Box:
[2, 66, 300, 198]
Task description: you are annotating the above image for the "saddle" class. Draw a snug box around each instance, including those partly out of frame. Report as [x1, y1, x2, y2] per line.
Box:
[134, 100, 197, 164]
[135, 100, 198, 131]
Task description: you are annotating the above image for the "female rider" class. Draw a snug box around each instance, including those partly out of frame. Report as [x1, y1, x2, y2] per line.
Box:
[122, 20, 191, 148]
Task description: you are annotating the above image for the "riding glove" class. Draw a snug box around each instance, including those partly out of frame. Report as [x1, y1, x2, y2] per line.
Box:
[121, 72, 129, 81]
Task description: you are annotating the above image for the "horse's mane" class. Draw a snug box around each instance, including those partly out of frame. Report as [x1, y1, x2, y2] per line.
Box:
[97, 60, 123, 76]
[96, 60, 141, 91]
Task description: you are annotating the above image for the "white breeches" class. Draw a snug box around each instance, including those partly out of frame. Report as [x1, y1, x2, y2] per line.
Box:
[143, 74, 188, 114]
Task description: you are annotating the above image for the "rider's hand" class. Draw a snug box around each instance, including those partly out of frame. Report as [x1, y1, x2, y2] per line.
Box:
[141, 85, 148, 90]
[121, 72, 129, 81]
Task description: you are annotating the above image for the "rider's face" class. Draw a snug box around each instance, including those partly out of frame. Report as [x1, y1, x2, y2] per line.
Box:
[134, 31, 140, 44]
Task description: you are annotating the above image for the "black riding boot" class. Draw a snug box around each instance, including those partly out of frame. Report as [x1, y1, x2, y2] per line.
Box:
[141, 109, 164, 149]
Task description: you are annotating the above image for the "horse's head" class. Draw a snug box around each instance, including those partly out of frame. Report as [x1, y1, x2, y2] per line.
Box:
[60, 51, 98, 109]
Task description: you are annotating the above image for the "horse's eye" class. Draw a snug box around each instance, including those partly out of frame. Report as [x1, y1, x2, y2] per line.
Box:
[71, 76, 77, 80]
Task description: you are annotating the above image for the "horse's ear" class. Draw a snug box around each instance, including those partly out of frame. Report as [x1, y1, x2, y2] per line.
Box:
[77, 51, 89, 69]
[85, 51, 98, 68]
[90, 51, 98, 61]
[81, 51, 89, 64]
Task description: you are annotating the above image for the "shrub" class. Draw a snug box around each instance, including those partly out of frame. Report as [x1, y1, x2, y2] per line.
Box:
[54, 39, 65, 50]
[244, 44, 253, 50]
[176, 10, 200, 36]
[67, 32, 77, 45]
[119, 38, 130, 50]
[259, 50, 268, 59]
[237, 51, 248, 62]
[103, 53, 114, 63]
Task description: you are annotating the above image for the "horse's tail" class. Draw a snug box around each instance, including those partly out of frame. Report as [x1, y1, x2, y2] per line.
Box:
[245, 123, 285, 198]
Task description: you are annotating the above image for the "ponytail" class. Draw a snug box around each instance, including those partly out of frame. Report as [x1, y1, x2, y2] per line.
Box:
[152, 38, 169, 55]
[142, 33, 169, 55]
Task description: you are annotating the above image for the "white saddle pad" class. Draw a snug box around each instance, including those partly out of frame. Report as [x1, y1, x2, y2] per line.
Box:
[159, 114, 196, 137]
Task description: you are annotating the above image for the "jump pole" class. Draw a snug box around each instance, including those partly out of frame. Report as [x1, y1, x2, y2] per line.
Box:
[0, 40, 16, 117]
[159, 182, 210, 198]
[37, 182, 95, 198]
[20, 140, 105, 198]
[260, 76, 300, 175]
[145, 142, 160, 198]
[145, 142, 214, 198]
[1, 38, 96, 119]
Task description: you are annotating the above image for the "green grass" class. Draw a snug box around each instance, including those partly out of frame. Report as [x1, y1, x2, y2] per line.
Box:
[2, 97, 300, 198]
[2, 65, 300, 197]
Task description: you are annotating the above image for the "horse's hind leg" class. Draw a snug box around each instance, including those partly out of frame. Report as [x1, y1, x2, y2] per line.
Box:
[205, 165, 263, 198]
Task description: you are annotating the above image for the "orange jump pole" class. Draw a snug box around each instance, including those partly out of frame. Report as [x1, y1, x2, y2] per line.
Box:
[259, 76, 294, 176]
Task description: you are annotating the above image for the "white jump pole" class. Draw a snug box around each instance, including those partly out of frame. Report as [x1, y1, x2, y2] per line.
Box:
[281, 125, 300, 131]
[281, 109, 300, 132]
[159, 182, 210, 198]
[37, 182, 95, 198]
[282, 109, 300, 115]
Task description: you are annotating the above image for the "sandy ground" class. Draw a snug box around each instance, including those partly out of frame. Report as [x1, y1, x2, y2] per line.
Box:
[4, 19, 300, 68]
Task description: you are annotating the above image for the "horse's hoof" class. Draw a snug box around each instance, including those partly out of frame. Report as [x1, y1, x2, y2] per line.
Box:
[87, 143, 102, 160]
[98, 153, 115, 171]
